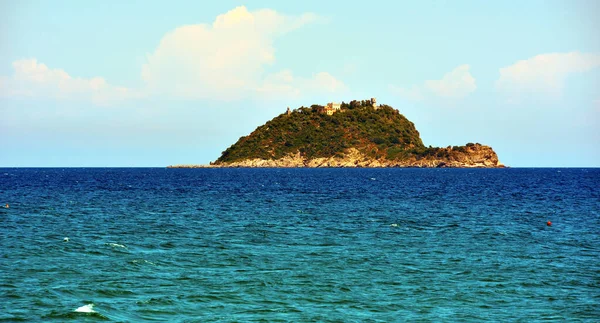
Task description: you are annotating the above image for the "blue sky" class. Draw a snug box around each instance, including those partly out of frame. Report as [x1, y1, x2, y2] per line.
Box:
[1, 0, 598, 167]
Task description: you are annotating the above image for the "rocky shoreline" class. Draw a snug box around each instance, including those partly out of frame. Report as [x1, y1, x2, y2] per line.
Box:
[168, 145, 504, 169]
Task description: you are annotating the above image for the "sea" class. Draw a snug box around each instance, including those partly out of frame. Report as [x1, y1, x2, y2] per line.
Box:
[0, 168, 598, 322]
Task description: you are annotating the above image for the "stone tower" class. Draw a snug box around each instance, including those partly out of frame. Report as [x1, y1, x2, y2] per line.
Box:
[371, 98, 377, 109]
[286, 106, 291, 115]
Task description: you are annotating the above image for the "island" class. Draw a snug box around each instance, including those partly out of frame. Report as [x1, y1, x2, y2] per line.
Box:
[169, 98, 504, 168]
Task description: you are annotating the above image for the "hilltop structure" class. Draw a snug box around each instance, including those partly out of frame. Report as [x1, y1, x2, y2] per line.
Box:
[371, 98, 378, 110]
[320, 102, 342, 115]
[285, 98, 378, 116]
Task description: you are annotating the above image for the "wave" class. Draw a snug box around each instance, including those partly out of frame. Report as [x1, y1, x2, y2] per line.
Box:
[74, 304, 96, 313]
[42, 304, 109, 320]
[106, 243, 127, 249]
[130, 259, 156, 266]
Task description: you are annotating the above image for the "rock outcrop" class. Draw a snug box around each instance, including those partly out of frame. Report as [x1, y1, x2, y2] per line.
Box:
[205, 144, 503, 168]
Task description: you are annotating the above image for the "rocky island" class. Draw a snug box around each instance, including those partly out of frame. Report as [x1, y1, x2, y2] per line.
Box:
[169, 99, 504, 168]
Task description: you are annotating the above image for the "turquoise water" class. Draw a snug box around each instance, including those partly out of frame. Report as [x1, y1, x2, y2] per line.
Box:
[1, 168, 599, 322]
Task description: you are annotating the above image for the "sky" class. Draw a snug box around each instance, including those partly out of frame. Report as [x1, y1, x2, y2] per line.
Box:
[1, 0, 598, 167]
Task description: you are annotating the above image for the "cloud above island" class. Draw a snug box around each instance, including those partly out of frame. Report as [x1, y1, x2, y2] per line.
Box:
[141, 6, 345, 100]
[257, 69, 347, 100]
[0, 6, 345, 104]
[496, 52, 600, 99]
[389, 64, 476, 101]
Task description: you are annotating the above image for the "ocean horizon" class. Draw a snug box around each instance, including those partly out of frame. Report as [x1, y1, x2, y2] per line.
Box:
[1, 167, 598, 321]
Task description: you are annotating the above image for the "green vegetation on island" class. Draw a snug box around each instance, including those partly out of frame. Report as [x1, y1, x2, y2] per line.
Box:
[209, 99, 502, 168]
[218, 100, 426, 163]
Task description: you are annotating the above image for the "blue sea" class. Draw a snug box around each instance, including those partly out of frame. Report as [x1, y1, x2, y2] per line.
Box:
[1, 168, 599, 322]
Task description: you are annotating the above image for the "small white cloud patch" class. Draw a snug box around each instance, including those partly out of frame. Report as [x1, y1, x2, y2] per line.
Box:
[257, 70, 347, 100]
[0, 59, 139, 105]
[388, 85, 424, 102]
[496, 52, 600, 98]
[424, 65, 476, 99]
[389, 64, 476, 101]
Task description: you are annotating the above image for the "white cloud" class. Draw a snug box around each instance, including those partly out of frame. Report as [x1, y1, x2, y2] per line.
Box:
[425, 65, 476, 98]
[257, 70, 301, 98]
[388, 85, 423, 101]
[257, 70, 347, 99]
[389, 64, 476, 101]
[0, 6, 344, 104]
[141, 6, 342, 100]
[496, 52, 600, 98]
[0, 59, 139, 105]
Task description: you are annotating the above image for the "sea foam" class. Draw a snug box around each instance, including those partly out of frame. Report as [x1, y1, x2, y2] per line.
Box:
[74, 304, 95, 313]
[106, 243, 127, 249]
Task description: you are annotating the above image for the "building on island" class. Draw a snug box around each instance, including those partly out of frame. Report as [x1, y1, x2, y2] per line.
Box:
[288, 98, 377, 116]
[320, 102, 341, 115]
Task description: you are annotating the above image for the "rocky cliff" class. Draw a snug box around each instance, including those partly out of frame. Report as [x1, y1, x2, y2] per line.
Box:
[206, 144, 502, 168]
